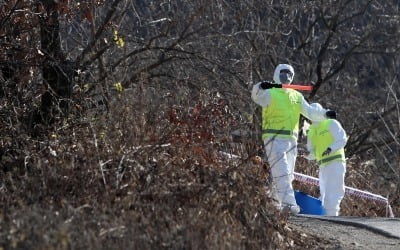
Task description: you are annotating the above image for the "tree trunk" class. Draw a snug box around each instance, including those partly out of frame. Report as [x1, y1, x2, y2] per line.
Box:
[37, 0, 72, 125]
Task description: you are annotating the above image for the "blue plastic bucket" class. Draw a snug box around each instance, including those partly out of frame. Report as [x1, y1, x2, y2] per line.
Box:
[294, 190, 326, 215]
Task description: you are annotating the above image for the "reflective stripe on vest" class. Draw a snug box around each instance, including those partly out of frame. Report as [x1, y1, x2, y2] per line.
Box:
[317, 154, 344, 165]
[262, 129, 292, 135]
[261, 89, 302, 140]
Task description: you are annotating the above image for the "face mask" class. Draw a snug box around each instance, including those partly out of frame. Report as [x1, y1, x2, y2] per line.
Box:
[279, 70, 293, 84]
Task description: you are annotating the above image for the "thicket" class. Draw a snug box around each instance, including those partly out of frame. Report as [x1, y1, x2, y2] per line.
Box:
[0, 0, 399, 249]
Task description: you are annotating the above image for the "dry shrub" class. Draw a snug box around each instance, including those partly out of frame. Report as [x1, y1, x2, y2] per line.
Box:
[0, 87, 329, 249]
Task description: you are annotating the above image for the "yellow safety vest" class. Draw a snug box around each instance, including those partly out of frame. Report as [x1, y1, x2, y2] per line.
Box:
[308, 119, 345, 167]
[261, 88, 302, 140]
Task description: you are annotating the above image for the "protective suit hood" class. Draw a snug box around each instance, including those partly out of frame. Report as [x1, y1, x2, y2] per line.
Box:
[273, 64, 295, 84]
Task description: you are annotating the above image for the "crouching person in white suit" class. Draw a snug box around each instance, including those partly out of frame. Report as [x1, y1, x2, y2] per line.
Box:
[306, 103, 347, 216]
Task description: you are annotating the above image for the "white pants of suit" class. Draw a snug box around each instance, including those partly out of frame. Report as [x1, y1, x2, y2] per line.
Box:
[319, 161, 346, 216]
[264, 137, 298, 209]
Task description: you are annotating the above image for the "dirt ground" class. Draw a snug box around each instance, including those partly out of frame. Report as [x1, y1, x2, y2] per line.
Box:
[288, 216, 400, 250]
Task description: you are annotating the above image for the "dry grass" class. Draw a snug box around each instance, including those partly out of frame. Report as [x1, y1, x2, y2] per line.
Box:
[0, 87, 398, 249]
[0, 88, 330, 249]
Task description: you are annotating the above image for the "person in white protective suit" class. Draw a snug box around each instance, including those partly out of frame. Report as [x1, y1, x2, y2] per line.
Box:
[305, 103, 347, 216]
[251, 63, 335, 214]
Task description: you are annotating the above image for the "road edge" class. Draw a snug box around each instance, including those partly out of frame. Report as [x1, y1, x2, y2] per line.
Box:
[295, 214, 400, 239]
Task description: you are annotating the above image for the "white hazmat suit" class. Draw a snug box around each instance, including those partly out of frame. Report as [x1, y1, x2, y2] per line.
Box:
[306, 106, 347, 216]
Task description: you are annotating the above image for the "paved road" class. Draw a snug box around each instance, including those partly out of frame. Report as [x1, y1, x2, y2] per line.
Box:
[290, 215, 400, 249]
[297, 214, 400, 239]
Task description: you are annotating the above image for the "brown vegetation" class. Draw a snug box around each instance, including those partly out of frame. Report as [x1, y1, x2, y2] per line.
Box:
[0, 0, 399, 249]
